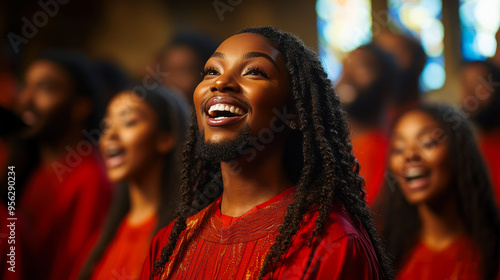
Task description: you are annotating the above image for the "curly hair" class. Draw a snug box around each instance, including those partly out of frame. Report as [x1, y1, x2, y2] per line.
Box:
[374, 103, 500, 280]
[151, 26, 393, 279]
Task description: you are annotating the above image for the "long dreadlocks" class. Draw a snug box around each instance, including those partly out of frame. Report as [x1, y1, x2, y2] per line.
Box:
[151, 26, 393, 279]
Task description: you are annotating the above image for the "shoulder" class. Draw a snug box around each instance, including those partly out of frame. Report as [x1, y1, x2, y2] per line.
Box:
[278, 201, 384, 279]
[297, 200, 367, 244]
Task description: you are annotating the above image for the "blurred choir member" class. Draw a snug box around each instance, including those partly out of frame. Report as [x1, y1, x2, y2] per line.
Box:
[140, 27, 389, 280]
[14, 51, 113, 280]
[374, 30, 427, 124]
[77, 86, 189, 280]
[460, 60, 500, 206]
[158, 32, 219, 106]
[375, 104, 500, 280]
[336, 44, 397, 204]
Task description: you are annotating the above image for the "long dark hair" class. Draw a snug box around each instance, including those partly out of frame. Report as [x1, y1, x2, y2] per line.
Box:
[150, 26, 392, 279]
[374, 103, 500, 280]
[78, 85, 190, 280]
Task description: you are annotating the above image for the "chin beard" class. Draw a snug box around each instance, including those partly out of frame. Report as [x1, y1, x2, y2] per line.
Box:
[195, 125, 252, 162]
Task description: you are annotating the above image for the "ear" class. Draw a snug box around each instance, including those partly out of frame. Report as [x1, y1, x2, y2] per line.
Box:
[156, 131, 175, 155]
[72, 96, 93, 123]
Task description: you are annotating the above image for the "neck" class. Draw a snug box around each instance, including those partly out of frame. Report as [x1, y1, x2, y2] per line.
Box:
[219, 143, 293, 217]
[127, 159, 163, 225]
[418, 195, 464, 250]
[38, 124, 86, 165]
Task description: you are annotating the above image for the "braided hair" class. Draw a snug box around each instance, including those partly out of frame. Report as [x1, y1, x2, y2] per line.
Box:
[151, 26, 393, 279]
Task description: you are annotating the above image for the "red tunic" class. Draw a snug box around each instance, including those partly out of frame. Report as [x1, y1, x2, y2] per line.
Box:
[397, 236, 493, 280]
[140, 187, 384, 280]
[90, 215, 157, 280]
[352, 130, 388, 205]
[479, 130, 500, 206]
[19, 151, 113, 280]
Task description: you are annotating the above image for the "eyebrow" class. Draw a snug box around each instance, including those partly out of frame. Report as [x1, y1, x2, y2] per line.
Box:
[392, 125, 441, 141]
[211, 51, 279, 70]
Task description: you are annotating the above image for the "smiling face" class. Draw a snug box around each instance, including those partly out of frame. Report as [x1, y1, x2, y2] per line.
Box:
[389, 110, 452, 205]
[99, 92, 169, 182]
[193, 32, 290, 157]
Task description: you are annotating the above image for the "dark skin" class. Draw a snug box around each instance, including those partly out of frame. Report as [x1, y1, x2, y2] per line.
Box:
[193, 33, 293, 217]
[100, 92, 174, 224]
[389, 111, 464, 250]
[15, 60, 92, 165]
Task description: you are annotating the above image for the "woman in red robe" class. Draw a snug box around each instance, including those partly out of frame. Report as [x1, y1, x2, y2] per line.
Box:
[140, 26, 390, 280]
[76, 86, 189, 280]
[374, 104, 500, 280]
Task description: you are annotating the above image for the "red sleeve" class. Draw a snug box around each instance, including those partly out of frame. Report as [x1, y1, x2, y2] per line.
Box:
[277, 234, 383, 280]
[140, 222, 175, 280]
[314, 235, 382, 279]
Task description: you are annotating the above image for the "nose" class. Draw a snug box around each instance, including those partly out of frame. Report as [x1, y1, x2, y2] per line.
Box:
[210, 73, 241, 93]
[404, 145, 422, 163]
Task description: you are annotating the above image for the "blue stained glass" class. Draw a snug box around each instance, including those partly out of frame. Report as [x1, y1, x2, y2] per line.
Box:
[459, 0, 500, 62]
[387, 0, 445, 91]
[316, 0, 373, 82]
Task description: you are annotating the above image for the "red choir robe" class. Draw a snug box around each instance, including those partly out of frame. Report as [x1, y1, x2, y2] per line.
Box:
[479, 130, 500, 206]
[90, 214, 157, 280]
[19, 151, 113, 280]
[140, 187, 384, 280]
[352, 130, 388, 205]
[396, 236, 498, 280]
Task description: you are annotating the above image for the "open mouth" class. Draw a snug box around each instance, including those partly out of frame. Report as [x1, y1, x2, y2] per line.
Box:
[402, 167, 431, 190]
[205, 96, 248, 126]
[104, 146, 126, 168]
[208, 104, 245, 119]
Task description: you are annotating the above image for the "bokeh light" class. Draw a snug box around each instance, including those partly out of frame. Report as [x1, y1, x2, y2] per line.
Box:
[316, 0, 372, 82]
[460, 0, 500, 61]
[388, 0, 445, 91]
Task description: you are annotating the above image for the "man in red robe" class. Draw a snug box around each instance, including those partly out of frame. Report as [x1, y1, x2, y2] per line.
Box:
[140, 27, 388, 280]
[12, 51, 113, 280]
[335, 44, 397, 205]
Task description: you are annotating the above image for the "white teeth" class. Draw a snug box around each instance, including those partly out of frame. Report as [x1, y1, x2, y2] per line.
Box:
[207, 103, 244, 116]
[404, 168, 428, 178]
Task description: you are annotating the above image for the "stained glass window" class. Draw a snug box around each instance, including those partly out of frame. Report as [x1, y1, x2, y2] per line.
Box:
[317, 0, 373, 82]
[460, 0, 500, 61]
[387, 0, 445, 91]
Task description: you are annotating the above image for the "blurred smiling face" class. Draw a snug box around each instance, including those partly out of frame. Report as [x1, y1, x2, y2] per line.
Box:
[389, 111, 452, 205]
[16, 60, 74, 138]
[99, 92, 168, 182]
[192, 32, 290, 160]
